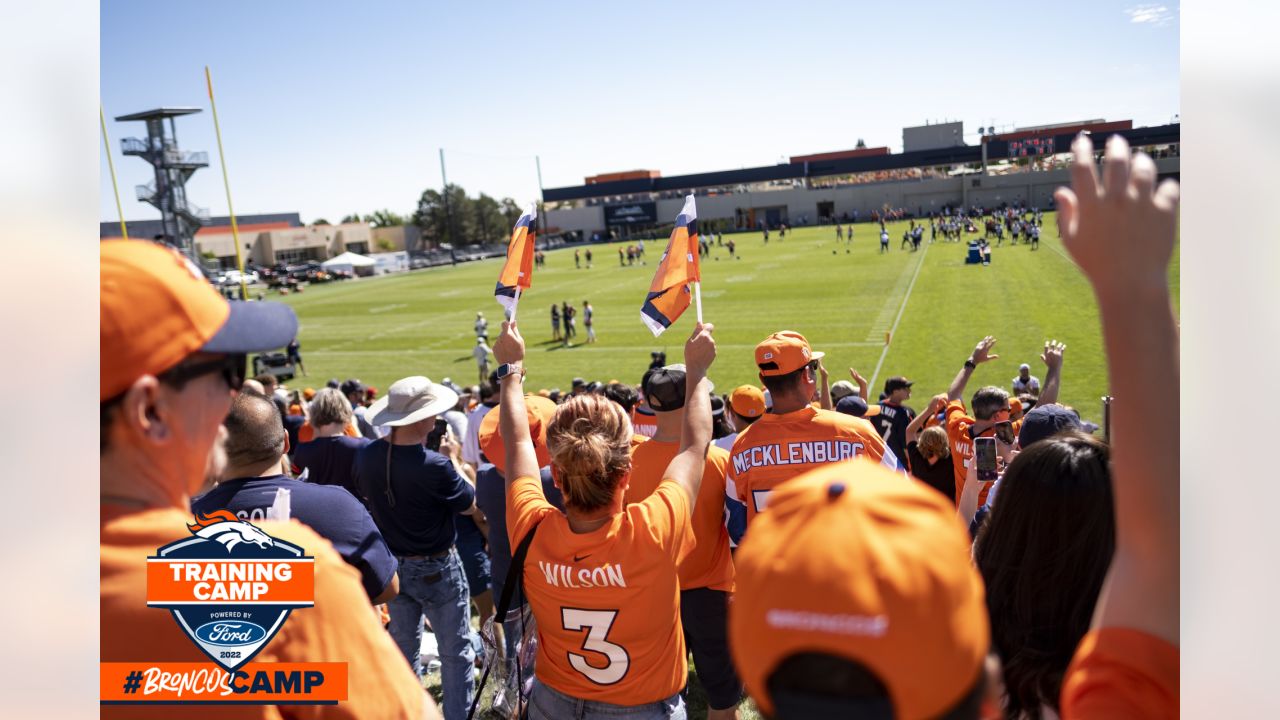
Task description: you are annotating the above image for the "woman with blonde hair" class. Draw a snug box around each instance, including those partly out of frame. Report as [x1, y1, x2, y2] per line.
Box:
[905, 394, 956, 502]
[493, 318, 716, 720]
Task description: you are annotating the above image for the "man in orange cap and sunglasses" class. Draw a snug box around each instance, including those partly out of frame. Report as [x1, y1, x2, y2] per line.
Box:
[100, 240, 435, 719]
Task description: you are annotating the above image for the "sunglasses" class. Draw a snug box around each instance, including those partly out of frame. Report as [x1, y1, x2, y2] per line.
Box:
[160, 354, 247, 392]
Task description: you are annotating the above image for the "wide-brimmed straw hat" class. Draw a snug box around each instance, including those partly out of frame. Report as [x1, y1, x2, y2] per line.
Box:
[366, 376, 458, 428]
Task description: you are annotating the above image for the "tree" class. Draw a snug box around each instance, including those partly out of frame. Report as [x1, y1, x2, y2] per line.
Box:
[856, 138, 867, 149]
[413, 184, 473, 246]
[500, 197, 523, 230]
[472, 193, 504, 245]
[312, 218, 331, 226]
[362, 209, 406, 228]
[340, 213, 361, 223]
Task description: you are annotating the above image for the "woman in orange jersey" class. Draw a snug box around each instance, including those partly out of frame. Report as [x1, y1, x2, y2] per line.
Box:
[493, 318, 716, 719]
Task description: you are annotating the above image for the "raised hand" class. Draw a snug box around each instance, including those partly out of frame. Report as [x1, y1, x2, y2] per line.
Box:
[849, 368, 867, 385]
[1040, 340, 1066, 370]
[684, 322, 716, 375]
[971, 336, 1000, 364]
[1054, 133, 1179, 296]
[493, 320, 526, 365]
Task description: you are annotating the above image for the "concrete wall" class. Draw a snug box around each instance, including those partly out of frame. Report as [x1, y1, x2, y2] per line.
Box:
[544, 157, 1180, 236]
[544, 204, 603, 235]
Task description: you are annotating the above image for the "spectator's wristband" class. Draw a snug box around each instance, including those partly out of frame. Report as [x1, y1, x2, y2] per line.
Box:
[964, 358, 977, 370]
[496, 363, 525, 382]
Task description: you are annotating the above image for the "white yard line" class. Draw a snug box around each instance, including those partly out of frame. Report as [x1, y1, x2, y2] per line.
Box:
[869, 242, 931, 391]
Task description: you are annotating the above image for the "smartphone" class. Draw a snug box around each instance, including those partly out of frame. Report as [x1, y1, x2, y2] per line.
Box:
[424, 418, 450, 452]
[975, 437, 999, 481]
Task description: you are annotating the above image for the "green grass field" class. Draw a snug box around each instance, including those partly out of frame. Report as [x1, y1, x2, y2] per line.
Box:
[274, 214, 1179, 426]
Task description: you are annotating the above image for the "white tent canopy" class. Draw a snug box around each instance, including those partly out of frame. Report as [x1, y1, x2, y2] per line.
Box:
[322, 251, 376, 269]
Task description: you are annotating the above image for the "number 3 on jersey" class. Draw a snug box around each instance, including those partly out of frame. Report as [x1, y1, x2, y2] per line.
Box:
[561, 608, 630, 685]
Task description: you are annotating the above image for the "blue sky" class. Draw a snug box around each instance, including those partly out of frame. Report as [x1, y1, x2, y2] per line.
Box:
[101, 1, 1178, 224]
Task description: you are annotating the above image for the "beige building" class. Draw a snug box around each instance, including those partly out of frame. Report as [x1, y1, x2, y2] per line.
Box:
[370, 225, 417, 254]
[194, 222, 375, 267]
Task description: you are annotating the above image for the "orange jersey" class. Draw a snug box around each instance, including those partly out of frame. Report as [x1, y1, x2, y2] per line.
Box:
[944, 401, 1022, 507]
[631, 407, 658, 438]
[629, 433, 649, 452]
[728, 406, 898, 522]
[1061, 628, 1179, 718]
[101, 505, 426, 720]
[508, 475, 694, 706]
[624, 439, 735, 592]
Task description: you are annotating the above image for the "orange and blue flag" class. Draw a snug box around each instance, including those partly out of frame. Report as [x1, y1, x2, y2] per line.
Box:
[640, 194, 700, 336]
[495, 203, 537, 314]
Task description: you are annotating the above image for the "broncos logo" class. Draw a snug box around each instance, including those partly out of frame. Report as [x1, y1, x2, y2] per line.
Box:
[187, 510, 275, 553]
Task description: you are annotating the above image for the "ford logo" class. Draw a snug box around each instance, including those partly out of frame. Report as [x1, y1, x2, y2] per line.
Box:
[194, 621, 267, 646]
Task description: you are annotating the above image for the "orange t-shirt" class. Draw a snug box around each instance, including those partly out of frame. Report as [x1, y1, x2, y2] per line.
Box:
[727, 406, 896, 522]
[947, 397, 1024, 504]
[631, 407, 658, 438]
[944, 401, 1021, 507]
[100, 505, 427, 720]
[1061, 628, 1179, 719]
[629, 434, 649, 452]
[624, 439, 735, 592]
[508, 475, 694, 705]
[297, 421, 362, 444]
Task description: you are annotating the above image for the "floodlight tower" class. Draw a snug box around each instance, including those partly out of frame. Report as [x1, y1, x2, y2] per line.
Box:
[115, 107, 210, 260]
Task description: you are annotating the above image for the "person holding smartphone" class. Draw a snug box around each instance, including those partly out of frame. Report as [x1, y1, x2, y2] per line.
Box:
[944, 337, 1065, 506]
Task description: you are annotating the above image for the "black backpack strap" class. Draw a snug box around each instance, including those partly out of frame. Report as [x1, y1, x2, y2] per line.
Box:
[467, 522, 540, 720]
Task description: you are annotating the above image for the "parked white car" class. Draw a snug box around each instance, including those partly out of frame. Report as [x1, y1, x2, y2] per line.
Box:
[219, 269, 260, 286]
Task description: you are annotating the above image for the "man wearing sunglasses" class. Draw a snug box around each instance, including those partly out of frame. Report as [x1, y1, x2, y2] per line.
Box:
[101, 240, 436, 719]
[943, 336, 1066, 507]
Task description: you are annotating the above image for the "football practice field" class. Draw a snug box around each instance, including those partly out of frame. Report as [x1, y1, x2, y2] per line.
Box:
[275, 214, 1180, 426]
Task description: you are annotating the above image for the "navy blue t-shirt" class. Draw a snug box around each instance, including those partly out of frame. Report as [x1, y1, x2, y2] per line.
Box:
[191, 474, 397, 601]
[282, 414, 305, 458]
[873, 402, 916, 468]
[474, 463, 563, 609]
[291, 435, 371, 499]
[353, 440, 475, 556]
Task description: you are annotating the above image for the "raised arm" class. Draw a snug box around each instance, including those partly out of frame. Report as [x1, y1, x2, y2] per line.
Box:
[956, 457, 986, 528]
[661, 322, 717, 511]
[947, 336, 999, 401]
[849, 368, 869, 402]
[493, 320, 541, 485]
[817, 362, 832, 410]
[1037, 340, 1066, 405]
[1056, 133, 1179, 645]
[906, 394, 945, 444]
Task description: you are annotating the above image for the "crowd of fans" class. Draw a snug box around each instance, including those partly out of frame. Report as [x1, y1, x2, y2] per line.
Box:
[101, 134, 1178, 719]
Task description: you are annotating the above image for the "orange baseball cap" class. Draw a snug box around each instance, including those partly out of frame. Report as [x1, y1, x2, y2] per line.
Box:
[755, 331, 825, 377]
[729, 385, 766, 418]
[100, 240, 297, 402]
[730, 460, 988, 719]
[303, 387, 316, 400]
[478, 395, 557, 475]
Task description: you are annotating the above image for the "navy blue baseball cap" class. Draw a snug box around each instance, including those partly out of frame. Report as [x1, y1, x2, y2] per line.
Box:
[1018, 403, 1083, 448]
[835, 395, 870, 418]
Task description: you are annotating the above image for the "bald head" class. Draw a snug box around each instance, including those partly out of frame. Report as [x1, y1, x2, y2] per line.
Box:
[223, 391, 286, 474]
